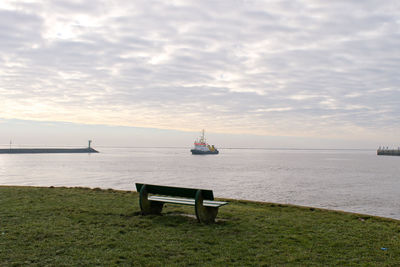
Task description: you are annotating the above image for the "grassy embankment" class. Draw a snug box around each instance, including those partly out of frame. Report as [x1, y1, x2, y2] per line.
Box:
[1, 186, 399, 266]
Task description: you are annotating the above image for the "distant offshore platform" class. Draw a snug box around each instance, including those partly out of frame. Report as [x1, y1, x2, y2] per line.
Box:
[377, 146, 400, 156]
[0, 140, 99, 154]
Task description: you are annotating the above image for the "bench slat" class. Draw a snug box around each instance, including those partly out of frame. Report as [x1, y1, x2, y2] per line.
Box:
[136, 183, 214, 200]
[203, 200, 229, 207]
[149, 196, 195, 205]
[149, 196, 228, 208]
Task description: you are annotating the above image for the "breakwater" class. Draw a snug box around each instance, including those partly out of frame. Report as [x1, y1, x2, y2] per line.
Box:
[0, 147, 98, 154]
[377, 148, 400, 156]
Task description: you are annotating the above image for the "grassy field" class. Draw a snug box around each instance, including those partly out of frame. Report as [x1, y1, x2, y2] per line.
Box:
[1, 186, 399, 266]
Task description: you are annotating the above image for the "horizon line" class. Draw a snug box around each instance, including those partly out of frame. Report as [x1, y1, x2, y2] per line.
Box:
[0, 144, 378, 151]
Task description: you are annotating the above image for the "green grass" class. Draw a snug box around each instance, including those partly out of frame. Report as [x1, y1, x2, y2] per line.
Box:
[1, 186, 399, 266]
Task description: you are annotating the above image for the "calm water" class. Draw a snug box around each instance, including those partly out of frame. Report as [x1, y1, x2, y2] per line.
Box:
[1, 148, 399, 220]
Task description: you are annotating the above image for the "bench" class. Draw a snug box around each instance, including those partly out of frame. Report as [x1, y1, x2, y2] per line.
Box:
[135, 183, 228, 223]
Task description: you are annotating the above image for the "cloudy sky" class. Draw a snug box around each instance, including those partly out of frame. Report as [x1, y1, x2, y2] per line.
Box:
[0, 0, 399, 148]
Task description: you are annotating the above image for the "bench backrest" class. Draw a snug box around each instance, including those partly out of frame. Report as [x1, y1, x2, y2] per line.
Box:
[135, 183, 214, 200]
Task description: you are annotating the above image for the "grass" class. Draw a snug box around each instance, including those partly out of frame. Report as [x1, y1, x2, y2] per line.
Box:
[1, 186, 399, 266]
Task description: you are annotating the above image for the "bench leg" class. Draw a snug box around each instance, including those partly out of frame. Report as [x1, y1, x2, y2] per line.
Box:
[139, 185, 164, 215]
[195, 190, 219, 223]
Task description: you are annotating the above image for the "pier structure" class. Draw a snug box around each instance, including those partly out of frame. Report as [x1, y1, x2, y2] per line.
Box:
[377, 146, 400, 156]
[0, 140, 99, 154]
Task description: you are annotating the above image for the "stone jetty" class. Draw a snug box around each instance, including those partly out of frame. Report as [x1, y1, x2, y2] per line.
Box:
[377, 147, 400, 156]
[0, 141, 99, 154]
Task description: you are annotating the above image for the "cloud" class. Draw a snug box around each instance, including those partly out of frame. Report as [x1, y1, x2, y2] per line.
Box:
[0, 0, 399, 143]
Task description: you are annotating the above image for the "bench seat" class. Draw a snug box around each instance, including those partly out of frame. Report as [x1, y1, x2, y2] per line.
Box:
[148, 195, 228, 208]
[136, 183, 228, 223]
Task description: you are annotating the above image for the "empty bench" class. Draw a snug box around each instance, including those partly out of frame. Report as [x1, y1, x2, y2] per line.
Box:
[135, 183, 228, 223]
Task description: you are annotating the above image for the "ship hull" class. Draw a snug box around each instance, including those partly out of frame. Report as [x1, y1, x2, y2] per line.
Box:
[191, 149, 219, 155]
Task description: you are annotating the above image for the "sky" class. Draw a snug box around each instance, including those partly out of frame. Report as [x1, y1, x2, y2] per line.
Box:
[0, 0, 399, 148]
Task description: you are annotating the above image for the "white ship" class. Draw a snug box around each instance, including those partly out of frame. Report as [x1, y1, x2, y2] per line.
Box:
[190, 130, 219, 155]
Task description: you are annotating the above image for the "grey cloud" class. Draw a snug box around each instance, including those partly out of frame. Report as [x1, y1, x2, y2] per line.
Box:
[45, 0, 108, 14]
[0, 10, 43, 50]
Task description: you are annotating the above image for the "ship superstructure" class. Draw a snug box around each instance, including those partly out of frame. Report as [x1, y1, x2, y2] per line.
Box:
[190, 130, 219, 155]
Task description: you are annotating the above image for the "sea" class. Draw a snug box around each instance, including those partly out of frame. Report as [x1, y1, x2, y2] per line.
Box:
[1, 147, 399, 220]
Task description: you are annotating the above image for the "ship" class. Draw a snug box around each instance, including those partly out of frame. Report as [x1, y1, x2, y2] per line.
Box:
[190, 130, 219, 155]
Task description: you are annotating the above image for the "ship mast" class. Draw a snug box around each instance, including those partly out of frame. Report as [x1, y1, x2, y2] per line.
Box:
[200, 129, 205, 144]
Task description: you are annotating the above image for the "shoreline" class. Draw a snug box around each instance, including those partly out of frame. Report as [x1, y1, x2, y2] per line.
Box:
[1, 185, 398, 222]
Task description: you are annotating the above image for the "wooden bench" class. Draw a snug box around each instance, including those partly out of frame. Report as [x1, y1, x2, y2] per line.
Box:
[135, 183, 228, 223]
